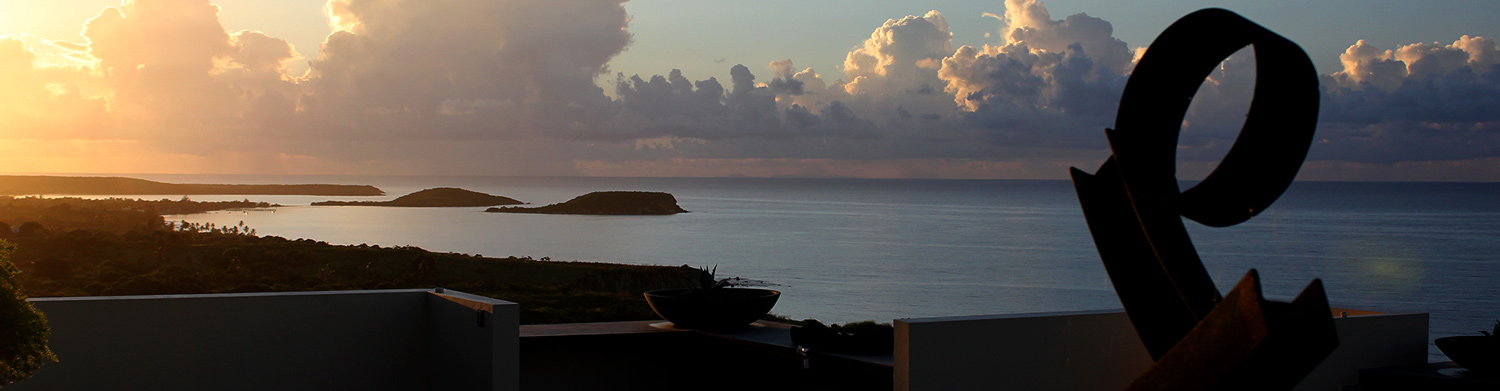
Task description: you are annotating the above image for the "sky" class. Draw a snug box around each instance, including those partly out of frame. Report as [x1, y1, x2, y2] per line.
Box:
[0, 0, 1498, 180]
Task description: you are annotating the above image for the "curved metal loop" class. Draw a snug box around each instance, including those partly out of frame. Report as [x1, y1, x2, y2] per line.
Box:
[1109, 8, 1319, 227]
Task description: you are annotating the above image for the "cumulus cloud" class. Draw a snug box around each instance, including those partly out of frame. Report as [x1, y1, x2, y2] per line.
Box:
[299, 0, 631, 142]
[1329, 40, 1409, 91]
[0, 0, 1146, 176]
[766, 59, 805, 96]
[1174, 49, 1258, 161]
[934, 0, 1130, 150]
[2, 0, 1498, 179]
[609, 61, 879, 143]
[1329, 36, 1499, 90]
[599, 1, 1155, 170]
[992, 0, 1132, 75]
[1317, 36, 1500, 165]
[841, 11, 953, 97]
[0, 0, 637, 174]
[0, 38, 112, 140]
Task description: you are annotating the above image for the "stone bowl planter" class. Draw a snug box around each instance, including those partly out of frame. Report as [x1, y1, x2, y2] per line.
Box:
[1436, 336, 1498, 373]
[644, 288, 780, 330]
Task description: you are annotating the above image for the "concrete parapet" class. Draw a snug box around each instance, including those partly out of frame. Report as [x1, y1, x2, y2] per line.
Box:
[13, 289, 518, 391]
[896, 308, 1427, 391]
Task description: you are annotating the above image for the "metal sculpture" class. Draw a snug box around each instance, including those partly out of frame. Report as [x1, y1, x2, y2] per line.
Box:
[1070, 9, 1338, 390]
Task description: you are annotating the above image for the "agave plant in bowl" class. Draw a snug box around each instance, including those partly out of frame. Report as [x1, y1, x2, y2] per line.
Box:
[1435, 320, 1499, 374]
[643, 265, 780, 331]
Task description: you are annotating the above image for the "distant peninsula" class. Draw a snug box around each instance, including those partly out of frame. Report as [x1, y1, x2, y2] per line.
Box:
[0, 175, 384, 196]
[313, 187, 523, 207]
[486, 191, 686, 215]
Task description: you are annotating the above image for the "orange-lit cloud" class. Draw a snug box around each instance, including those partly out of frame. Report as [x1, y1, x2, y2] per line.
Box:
[1315, 36, 1500, 170]
[0, 0, 631, 175]
[1, 0, 1498, 180]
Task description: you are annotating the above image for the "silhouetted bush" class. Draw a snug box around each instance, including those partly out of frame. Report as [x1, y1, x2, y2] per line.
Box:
[0, 240, 56, 384]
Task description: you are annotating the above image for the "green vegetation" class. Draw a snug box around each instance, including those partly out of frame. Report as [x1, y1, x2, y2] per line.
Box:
[486, 191, 686, 215]
[0, 239, 56, 385]
[825, 320, 895, 337]
[680, 264, 777, 297]
[3, 196, 698, 324]
[0, 175, 383, 196]
[0, 196, 273, 233]
[788, 319, 895, 355]
[690, 265, 731, 295]
[312, 187, 523, 207]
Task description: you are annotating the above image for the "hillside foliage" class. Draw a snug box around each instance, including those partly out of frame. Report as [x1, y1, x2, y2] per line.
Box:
[2, 197, 698, 324]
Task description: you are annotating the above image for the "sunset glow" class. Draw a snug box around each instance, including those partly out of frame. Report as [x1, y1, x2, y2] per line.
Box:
[1, 0, 1497, 180]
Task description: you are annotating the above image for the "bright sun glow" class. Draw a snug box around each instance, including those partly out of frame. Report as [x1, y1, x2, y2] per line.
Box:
[0, 0, 1496, 179]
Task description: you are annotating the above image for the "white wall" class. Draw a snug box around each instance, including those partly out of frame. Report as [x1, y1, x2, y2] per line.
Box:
[428, 289, 521, 391]
[1296, 309, 1428, 391]
[896, 309, 1427, 391]
[897, 310, 1152, 391]
[13, 289, 518, 391]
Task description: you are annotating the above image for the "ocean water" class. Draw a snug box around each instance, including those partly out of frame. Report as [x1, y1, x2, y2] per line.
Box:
[129, 174, 1498, 362]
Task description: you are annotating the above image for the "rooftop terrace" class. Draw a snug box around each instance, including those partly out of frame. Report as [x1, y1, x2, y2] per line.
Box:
[10, 289, 1437, 390]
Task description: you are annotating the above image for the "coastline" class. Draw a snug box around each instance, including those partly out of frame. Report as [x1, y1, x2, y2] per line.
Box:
[1, 191, 698, 325]
[6, 174, 1497, 362]
[0, 175, 384, 196]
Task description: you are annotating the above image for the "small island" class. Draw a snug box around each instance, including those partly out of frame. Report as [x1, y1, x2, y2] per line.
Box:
[313, 188, 523, 207]
[0, 175, 383, 196]
[486, 191, 687, 215]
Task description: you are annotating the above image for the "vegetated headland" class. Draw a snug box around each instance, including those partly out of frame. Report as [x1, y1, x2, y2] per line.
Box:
[0, 196, 276, 233]
[312, 187, 523, 207]
[1, 194, 700, 324]
[0, 175, 384, 196]
[486, 191, 687, 215]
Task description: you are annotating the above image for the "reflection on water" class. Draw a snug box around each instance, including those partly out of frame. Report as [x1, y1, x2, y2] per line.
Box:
[145, 175, 1500, 362]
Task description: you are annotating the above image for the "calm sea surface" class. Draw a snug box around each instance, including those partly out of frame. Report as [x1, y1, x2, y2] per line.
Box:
[128, 174, 1497, 362]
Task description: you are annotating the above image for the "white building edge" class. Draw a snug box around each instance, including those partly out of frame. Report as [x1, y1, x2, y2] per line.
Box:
[13, 289, 1426, 390]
